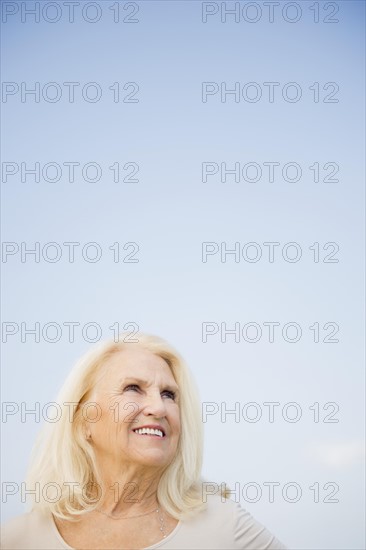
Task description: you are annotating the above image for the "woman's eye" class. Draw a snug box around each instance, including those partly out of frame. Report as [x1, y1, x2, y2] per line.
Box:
[123, 385, 176, 400]
[124, 384, 140, 392]
[162, 390, 176, 400]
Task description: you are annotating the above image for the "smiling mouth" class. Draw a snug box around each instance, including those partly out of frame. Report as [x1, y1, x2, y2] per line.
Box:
[132, 428, 165, 438]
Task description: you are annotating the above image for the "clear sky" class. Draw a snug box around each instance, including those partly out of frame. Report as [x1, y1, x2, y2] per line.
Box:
[1, 1, 365, 548]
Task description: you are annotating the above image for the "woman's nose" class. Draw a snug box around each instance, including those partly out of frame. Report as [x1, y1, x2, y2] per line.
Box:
[142, 392, 167, 417]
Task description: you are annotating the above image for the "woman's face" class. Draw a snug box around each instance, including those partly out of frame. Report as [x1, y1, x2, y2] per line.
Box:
[85, 348, 181, 471]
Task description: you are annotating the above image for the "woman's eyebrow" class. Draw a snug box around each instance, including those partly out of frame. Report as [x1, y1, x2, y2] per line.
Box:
[121, 377, 179, 393]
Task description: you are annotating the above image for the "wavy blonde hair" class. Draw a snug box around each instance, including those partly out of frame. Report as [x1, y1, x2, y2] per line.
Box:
[26, 332, 229, 521]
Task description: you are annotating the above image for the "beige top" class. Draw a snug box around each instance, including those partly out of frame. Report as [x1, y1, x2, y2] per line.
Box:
[1, 496, 287, 549]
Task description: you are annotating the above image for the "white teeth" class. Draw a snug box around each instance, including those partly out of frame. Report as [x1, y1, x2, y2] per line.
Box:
[134, 428, 164, 437]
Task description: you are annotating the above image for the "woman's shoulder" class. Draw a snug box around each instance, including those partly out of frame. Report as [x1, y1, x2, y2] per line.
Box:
[1, 511, 35, 544]
[1, 509, 64, 550]
[173, 495, 288, 549]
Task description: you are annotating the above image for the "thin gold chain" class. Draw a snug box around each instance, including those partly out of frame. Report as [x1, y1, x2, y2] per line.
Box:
[95, 506, 158, 520]
[95, 506, 167, 538]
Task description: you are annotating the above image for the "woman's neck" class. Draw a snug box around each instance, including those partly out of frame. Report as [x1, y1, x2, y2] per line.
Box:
[95, 467, 162, 516]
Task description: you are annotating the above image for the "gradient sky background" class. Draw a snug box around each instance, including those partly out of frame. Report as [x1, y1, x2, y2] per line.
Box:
[1, 1, 365, 549]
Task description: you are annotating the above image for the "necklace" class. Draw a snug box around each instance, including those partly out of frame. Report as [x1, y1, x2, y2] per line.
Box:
[95, 506, 167, 539]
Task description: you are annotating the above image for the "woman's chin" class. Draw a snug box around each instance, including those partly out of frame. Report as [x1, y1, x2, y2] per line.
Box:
[132, 450, 172, 468]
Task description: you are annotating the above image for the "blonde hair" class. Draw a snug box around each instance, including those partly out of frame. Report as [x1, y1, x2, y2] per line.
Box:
[25, 332, 229, 521]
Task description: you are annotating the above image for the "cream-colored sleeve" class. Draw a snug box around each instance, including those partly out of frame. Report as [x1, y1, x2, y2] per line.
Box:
[0, 511, 66, 550]
[233, 502, 288, 549]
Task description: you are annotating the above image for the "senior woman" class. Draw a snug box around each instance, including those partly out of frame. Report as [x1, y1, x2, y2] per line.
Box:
[1, 333, 288, 549]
